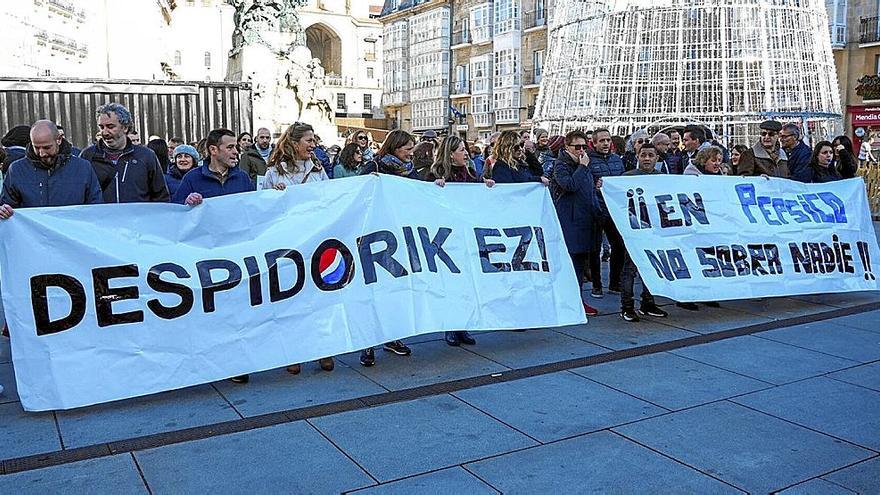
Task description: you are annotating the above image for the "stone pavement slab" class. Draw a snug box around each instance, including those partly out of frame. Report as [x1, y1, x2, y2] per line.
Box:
[0, 362, 18, 405]
[135, 420, 374, 494]
[614, 401, 873, 493]
[826, 309, 880, 333]
[778, 478, 857, 494]
[309, 394, 536, 482]
[452, 372, 665, 443]
[671, 335, 858, 384]
[0, 454, 148, 495]
[463, 329, 608, 368]
[465, 430, 742, 494]
[732, 377, 880, 451]
[792, 292, 880, 309]
[56, 384, 240, 448]
[347, 467, 498, 495]
[571, 352, 769, 410]
[0, 402, 61, 459]
[335, 340, 507, 391]
[722, 297, 835, 320]
[822, 457, 880, 495]
[213, 362, 387, 417]
[757, 321, 880, 362]
[828, 362, 880, 392]
[641, 304, 772, 334]
[554, 316, 697, 350]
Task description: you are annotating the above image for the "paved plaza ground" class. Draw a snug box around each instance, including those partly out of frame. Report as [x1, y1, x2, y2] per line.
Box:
[1, 226, 880, 493]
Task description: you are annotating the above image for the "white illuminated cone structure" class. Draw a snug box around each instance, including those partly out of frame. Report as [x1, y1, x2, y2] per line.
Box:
[534, 0, 842, 142]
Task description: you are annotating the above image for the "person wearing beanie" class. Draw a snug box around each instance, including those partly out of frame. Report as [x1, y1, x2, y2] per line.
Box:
[542, 135, 565, 175]
[2, 125, 31, 175]
[166, 144, 201, 197]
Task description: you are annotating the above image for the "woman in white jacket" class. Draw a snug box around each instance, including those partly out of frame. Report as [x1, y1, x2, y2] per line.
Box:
[261, 122, 334, 375]
[262, 122, 330, 190]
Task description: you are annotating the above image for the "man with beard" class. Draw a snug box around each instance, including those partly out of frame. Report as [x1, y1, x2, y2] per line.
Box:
[0, 120, 102, 394]
[80, 103, 169, 203]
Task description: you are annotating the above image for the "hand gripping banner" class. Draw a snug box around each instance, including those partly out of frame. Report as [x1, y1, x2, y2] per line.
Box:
[0, 175, 585, 411]
[601, 176, 880, 302]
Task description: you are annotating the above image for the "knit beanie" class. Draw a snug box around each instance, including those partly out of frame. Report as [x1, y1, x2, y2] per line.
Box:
[1, 125, 31, 147]
[173, 144, 200, 164]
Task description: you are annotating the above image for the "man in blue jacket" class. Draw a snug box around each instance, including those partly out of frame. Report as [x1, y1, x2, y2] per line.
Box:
[0, 120, 102, 212]
[779, 123, 812, 182]
[0, 120, 103, 395]
[587, 128, 626, 298]
[173, 128, 254, 384]
[172, 128, 254, 205]
[80, 103, 169, 203]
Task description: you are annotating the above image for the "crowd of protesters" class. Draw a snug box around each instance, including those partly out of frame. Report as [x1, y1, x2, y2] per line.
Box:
[0, 102, 868, 395]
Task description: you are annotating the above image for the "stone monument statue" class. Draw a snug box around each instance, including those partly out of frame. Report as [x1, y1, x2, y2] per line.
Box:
[227, 0, 336, 139]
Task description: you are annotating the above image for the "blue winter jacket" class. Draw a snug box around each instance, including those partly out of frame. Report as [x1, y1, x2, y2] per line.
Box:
[1, 140, 102, 208]
[587, 150, 625, 215]
[80, 139, 170, 203]
[490, 159, 542, 183]
[164, 164, 193, 198]
[553, 151, 599, 254]
[172, 161, 255, 204]
[786, 141, 813, 183]
[314, 147, 332, 178]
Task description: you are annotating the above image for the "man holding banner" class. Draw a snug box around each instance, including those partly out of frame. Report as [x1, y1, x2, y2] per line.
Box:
[173, 128, 255, 383]
[608, 143, 669, 322]
[0, 119, 104, 399]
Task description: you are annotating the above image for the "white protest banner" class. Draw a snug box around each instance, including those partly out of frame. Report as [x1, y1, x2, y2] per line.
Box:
[602, 176, 880, 302]
[0, 175, 585, 411]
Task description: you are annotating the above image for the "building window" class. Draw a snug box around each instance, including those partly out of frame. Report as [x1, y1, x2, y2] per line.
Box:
[533, 49, 544, 80]
[471, 4, 492, 43]
[363, 94, 372, 111]
[204, 51, 211, 67]
[337, 93, 347, 110]
[201, 0, 211, 6]
[367, 67, 374, 79]
[494, 0, 519, 35]
[174, 50, 181, 65]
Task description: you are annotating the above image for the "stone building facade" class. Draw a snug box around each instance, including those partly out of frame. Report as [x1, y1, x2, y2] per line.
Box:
[380, 0, 551, 141]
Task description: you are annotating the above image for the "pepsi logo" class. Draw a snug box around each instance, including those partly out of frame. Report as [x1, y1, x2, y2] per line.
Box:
[310, 239, 355, 291]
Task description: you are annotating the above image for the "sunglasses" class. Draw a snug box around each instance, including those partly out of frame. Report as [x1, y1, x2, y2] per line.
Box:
[357, 136, 368, 141]
[635, 139, 646, 144]
[569, 144, 589, 150]
[515, 143, 524, 149]
[760, 131, 778, 137]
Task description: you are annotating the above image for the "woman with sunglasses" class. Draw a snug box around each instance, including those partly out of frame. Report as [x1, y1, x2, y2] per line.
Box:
[622, 129, 649, 171]
[351, 131, 375, 162]
[333, 143, 363, 178]
[427, 135, 496, 345]
[484, 130, 550, 185]
[261, 123, 335, 375]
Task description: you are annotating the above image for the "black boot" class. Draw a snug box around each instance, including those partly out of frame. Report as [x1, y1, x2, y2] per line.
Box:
[444, 331, 460, 346]
[457, 331, 476, 345]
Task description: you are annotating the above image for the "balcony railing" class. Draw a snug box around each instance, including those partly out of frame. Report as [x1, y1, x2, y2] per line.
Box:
[522, 72, 542, 86]
[452, 30, 470, 46]
[523, 10, 547, 30]
[860, 16, 880, 44]
[452, 80, 470, 95]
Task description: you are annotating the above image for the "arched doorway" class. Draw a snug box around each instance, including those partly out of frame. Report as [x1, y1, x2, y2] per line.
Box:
[305, 23, 342, 77]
